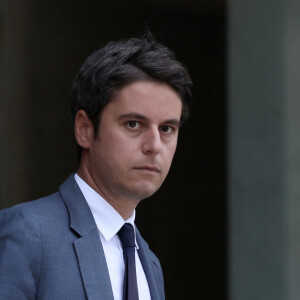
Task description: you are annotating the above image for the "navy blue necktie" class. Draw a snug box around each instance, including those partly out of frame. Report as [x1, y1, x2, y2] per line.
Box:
[118, 223, 139, 300]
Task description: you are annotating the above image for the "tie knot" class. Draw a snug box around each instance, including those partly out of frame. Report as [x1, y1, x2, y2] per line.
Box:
[118, 223, 136, 249]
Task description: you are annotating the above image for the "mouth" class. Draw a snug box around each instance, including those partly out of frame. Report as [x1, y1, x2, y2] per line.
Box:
[133, 166, 160, 173]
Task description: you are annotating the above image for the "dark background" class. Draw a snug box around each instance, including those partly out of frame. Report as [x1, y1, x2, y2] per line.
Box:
[4, 0, 227, 298]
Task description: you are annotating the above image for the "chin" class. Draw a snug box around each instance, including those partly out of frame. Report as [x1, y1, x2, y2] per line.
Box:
[132, 182, 161, 200]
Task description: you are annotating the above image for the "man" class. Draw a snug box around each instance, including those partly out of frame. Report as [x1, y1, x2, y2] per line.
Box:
[0, 36, 192, 300]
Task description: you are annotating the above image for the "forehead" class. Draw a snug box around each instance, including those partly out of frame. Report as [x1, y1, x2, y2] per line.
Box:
[105, 80, 182, 121]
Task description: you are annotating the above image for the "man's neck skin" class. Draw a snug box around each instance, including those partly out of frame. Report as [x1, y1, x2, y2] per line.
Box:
[77, 161, 140, 221]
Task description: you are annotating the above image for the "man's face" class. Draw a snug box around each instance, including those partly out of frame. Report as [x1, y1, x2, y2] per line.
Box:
[86, 80, 182, 203]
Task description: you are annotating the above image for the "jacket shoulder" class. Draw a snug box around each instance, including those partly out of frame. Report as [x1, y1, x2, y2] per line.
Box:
[0, 192, 67, 224]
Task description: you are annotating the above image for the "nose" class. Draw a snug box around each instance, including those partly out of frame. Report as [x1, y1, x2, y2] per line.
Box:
[142, 127, 162, 155]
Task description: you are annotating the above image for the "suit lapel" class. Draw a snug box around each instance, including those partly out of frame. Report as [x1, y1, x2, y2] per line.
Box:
[136, 230, 162, 300]
[74, 231, 114, 300]
[59, 174, 114, 300]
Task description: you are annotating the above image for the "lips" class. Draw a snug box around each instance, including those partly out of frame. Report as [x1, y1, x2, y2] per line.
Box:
[134, 165, 160, 172]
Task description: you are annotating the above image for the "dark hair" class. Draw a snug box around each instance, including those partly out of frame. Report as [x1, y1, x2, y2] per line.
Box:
[70, 35, 192, 159]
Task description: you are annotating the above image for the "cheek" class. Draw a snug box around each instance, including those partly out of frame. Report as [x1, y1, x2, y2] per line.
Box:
[163, 145, 177, 166]
[107, 136, 139, 162]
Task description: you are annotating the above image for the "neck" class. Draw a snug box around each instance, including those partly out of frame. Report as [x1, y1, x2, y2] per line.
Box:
[77, 165, 139, 220]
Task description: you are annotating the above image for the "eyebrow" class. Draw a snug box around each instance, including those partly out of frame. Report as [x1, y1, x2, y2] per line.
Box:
[118, 113, 181, 126]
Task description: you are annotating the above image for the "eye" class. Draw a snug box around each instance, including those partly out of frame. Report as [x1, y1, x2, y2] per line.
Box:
[126, 121, 140, 129]
[160, 125, 174, 134]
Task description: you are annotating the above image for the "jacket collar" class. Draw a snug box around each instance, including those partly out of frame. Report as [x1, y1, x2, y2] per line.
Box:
[59, 174, 114, 300]
[136, 228, 165, 300]
[59, 173, 164, 300]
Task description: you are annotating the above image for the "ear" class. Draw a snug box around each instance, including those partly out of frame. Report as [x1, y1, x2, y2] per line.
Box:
[74, 110, 94, 149]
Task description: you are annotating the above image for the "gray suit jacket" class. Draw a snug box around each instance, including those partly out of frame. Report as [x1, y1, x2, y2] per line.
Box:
[0, 174, 165, 300]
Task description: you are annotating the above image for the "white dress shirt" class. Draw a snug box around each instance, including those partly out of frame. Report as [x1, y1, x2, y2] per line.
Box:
[74, 174, 151, 300]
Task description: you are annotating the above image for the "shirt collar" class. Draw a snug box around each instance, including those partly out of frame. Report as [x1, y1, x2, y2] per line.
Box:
[74, 173, 137, 244]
